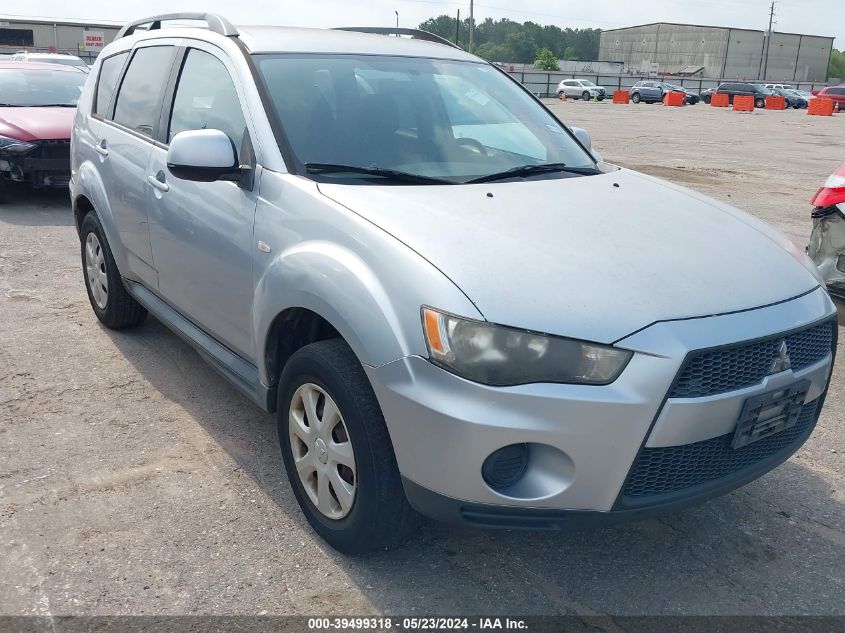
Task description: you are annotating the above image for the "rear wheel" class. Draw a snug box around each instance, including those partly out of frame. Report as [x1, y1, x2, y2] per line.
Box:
[755, 97, 765, 109]
[80, 212, 147, 329]
[278, 339, 420, 553]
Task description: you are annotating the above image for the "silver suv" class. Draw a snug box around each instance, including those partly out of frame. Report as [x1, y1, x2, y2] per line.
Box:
[71, 13, 837, 553]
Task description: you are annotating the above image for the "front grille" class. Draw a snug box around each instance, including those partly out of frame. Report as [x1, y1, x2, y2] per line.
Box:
[35, 139, 71, 160]
[621, 398, 820, 501]
[669, 319, 835, 399]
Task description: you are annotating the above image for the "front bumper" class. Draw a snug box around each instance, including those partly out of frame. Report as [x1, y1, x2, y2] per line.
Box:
[365, 288, 836, 526]
[0, 139, 71, 189]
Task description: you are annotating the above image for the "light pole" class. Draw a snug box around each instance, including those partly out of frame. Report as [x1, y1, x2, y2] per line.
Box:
[395, 10, 399, 28]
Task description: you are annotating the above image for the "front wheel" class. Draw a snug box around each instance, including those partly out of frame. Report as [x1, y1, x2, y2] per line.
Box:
[278, 339, 420, 553]
[755, 98, 765, 109]
[582, 91, 591, 101]
[703, 95, 711, 104]
[631, 92, 641, 104]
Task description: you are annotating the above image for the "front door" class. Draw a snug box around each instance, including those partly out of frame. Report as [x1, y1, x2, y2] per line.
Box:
[146, 46, 259, 359]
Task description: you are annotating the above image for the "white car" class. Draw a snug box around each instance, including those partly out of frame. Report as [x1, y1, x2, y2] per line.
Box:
[556, 79, 607, 101]
[765, 83, 794, 91]
[11, 51, 90, 72]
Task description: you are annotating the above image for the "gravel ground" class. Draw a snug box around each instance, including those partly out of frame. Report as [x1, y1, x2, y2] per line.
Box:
[1, 101, 844, 617]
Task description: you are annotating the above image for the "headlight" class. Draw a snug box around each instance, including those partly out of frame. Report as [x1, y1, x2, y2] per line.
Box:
[0, 135, 36, 155]
[421, 307, 632, 386]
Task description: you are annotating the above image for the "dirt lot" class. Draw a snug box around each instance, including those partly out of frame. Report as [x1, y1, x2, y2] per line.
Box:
[2, 102, 844, 617]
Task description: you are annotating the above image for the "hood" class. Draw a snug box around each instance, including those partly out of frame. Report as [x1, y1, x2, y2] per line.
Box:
[318, 169, 819, 343]
[0, 107, 76, 141]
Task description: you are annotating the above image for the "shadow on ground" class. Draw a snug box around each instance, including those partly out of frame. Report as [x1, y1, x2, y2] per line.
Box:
[0, 184, 73, 226]
[103, 315, 845, 615]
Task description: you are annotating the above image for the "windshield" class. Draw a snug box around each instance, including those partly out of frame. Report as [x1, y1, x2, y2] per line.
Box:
[255, 54, 595, 184]
[0, 68, 85, 106]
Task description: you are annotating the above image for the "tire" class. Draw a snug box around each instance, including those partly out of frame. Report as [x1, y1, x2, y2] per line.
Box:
[755, 98, 765, 109]
[596, 95, 604, 101]
[582, 91, 591, 101]
[703, 95, 711, 104]
[80, 212, 147, 329]
[0, 177, 6, 205]
[631, 93, 641, 104]
[278, 339, 420, 554]
[557, 90, 564, 99]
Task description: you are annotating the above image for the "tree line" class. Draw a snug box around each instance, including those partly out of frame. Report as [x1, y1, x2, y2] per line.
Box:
[417, 15, 601, 64]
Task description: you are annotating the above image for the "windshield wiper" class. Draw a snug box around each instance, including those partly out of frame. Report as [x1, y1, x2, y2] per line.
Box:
[34, 104, 77, 107]
[305, 163, 452, 185]
[465, 162, 599, 184]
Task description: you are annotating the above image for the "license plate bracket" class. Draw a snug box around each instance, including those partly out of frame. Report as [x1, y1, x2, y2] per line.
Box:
[732, 380, 810, 449]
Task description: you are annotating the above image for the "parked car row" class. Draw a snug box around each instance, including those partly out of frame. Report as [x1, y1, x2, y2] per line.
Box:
[698, 82, 811, 108]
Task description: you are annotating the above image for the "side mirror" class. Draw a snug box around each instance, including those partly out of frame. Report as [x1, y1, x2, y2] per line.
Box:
[167, 129, 241, 183]
[571, 126, 603, 162]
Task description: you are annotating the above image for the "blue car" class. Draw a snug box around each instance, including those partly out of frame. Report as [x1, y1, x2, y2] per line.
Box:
[629, 80, 664, 104]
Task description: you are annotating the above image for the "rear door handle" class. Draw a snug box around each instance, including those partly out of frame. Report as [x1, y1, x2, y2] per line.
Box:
[147, 172, 169, 193]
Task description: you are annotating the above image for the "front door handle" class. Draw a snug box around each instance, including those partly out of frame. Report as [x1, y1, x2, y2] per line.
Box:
[147, 171, 169, 193]
[95, 140, 109, 157]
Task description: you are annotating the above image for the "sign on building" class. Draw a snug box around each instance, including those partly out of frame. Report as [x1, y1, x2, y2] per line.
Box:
[83, 30, 105, 51]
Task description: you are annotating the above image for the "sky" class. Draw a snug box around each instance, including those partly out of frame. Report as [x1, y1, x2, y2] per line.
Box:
[3, 0, 841, 47]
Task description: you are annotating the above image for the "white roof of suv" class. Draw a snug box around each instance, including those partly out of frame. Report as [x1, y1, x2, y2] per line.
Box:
[113, 13, 474, 61]
[237, 26, 475, 60]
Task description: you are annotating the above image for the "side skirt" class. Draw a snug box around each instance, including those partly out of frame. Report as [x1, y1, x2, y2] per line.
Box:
[123, 278, 274, 412]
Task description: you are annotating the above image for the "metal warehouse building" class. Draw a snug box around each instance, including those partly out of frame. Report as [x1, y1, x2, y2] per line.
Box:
[599, 22, 834, 82]
[0, 17, 120, 62]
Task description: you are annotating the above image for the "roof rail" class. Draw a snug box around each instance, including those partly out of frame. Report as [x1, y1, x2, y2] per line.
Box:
[334, 27, 460, 49]
[116, 12, 238, 39]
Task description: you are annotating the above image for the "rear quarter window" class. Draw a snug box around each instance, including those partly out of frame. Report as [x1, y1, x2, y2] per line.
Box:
[94, 52, 128, 117]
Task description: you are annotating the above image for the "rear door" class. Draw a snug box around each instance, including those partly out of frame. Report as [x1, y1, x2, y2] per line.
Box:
[95, 43, 178, 288]
[145, 44, 259, 359]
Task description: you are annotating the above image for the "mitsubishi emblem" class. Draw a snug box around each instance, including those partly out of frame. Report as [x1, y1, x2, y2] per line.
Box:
[769, 340, 791, 374]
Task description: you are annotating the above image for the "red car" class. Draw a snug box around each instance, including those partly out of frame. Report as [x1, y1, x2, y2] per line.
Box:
[811, 85, 845, 110]
[0, 61, 87, 202]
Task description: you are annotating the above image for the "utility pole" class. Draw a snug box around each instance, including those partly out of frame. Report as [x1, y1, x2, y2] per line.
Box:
[761, 1, 775, 80]
[469, 0, 474, 54]
[395, 10, 399, 28]
[455, 9, 460, 47]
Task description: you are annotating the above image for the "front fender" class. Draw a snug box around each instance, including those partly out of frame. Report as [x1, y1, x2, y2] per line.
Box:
[251, 172, 483, 386]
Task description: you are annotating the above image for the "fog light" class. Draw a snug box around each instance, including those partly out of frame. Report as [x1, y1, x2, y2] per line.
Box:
[482, 443, 529, 490]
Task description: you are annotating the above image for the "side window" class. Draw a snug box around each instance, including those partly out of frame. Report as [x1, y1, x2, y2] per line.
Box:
[168, 49, 247, 157]
[94, 52, 128, 117]
[112, 46, 176, 137]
